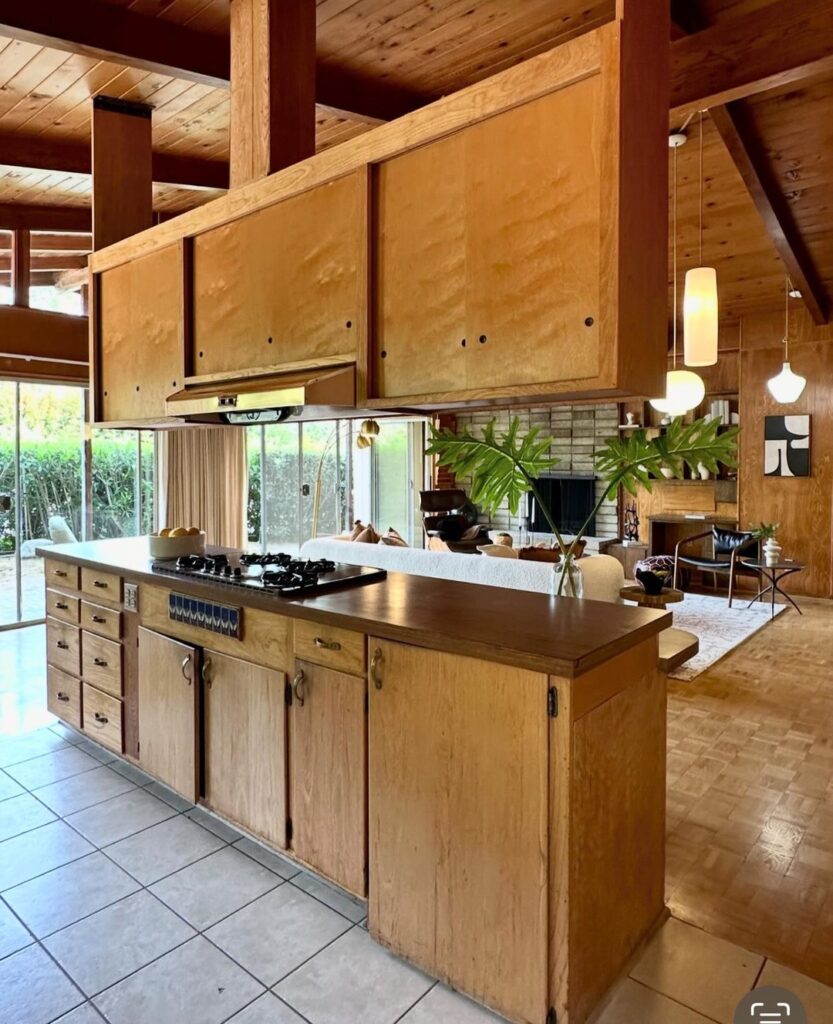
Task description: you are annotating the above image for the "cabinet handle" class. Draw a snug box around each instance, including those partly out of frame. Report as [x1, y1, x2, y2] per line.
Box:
[93, 580, 108, 589]
[93, 712, 108, 726]
[313, 637, 341, 651]
[181, 654, 192, 684]
[93, 657, 108, 667]
[56, 640, 70, 650]
[55, 601, 69, 610]
[370, 647, 384, 690]
[54, 569, 68, 578]
[57, 692, 70, 702]
[293, 668, 306, 707]
[202, 655, 213, 689]
[92, 615, 107, 624]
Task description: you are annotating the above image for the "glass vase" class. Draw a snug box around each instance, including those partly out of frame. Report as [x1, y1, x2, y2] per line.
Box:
[551, 556, 584, 598]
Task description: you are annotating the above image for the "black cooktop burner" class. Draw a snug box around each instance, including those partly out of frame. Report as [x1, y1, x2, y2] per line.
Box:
[153, 550, 385, 597]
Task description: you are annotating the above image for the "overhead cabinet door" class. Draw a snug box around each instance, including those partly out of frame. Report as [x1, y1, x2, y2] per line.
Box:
[192, 171, 366, 378]
[374, 78, 601, 400]
[97, 244, 185, 422]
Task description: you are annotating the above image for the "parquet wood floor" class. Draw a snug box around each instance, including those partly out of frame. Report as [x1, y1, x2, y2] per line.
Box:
[667, 597, 833, 985]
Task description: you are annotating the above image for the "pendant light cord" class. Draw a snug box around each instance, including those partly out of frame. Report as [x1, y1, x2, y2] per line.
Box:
[673, 139, 678, 369]
[784, 276, 791, 360]
[699, 110, 704, 265]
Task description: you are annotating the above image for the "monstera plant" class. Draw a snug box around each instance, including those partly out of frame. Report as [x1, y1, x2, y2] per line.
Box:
[427, 415, 739, 595]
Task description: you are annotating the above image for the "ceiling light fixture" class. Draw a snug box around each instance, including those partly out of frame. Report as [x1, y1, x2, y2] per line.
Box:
[683, 111, 719, 367]
[651, 130, 706, 416]
[767, 277, 806, 404]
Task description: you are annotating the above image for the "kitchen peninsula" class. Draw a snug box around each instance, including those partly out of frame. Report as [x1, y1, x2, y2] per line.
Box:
[42, 537, 670, 1024]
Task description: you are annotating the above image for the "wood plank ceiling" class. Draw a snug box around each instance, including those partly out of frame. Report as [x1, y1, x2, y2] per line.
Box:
[0, 0, 829, 324]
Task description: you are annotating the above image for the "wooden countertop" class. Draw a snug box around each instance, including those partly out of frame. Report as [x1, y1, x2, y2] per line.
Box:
[41, 538, 671, 678]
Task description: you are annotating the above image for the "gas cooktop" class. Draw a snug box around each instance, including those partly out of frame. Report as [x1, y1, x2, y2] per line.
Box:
[151, 551, 386, 596]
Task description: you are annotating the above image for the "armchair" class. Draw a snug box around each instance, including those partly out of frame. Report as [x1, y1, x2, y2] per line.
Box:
[673, 527, 760, 607]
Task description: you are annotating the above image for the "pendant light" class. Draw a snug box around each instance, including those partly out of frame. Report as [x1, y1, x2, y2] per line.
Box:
[651, 130, 706, 416]
[767, 277, 806, 403]
[683, 111, 719, 367]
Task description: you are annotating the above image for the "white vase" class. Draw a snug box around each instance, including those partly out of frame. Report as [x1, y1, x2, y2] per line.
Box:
[551, 556, 584, 598]
[763, 537, 782, 566]
[697, 463, 710, 480]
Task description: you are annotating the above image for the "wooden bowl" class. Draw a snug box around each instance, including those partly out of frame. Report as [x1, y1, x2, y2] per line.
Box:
[518, 547, 561, 563]
[148, 531, 206, 560]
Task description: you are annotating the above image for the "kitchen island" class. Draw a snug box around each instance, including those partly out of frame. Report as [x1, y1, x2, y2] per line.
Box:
[40, 537, 671, 1024]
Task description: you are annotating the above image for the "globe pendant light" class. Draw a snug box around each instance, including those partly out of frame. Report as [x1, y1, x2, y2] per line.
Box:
[651, 130, 706, 416]
[767, 277, 806, 404]
[683, 111, 719, 367]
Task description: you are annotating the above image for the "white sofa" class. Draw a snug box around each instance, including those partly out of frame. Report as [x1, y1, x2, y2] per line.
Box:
[300, 538, 625, 603]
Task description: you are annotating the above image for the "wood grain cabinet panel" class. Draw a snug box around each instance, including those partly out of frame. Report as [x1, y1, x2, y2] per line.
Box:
[97, 243, 185, 423]
[47, 617, 81, 676]
[82, 683, 123, 754]
[81, 631, 123, 698]
[137, 627, 199, 801]
[80, 600, 122, 641]
[192, 171, 365, 379]
[46, 589, 79, 625]
[203, 650, 287, 849]
[368, 639, 549, 1024]
[293, 619, 366, 676]
[44, 559, 78, 591]
[80, 567, 122, 602]
[289, 660, 367, 896]
[47, 665, 82, 730]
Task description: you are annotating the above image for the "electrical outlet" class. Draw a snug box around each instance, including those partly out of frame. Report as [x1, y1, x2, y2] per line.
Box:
[123, 582, 139, 613]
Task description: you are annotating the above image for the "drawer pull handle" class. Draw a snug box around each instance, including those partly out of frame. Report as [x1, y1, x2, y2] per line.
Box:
[93, 580, 108, 589]
[56, 640, 70, 650]
[92, 615, 107, 624]
[293, 668, 306, 707]
[314, 637, 341, 651]
[181, 654, 193, 684]
[55, 602, 69, 610]
[201, 655, 213, 689]
[93, 657, 108, 667]
[93, 712, 108, 726]
[370, 647, 384, 690]
[54, 569, 68, 578]
[57, 692, 70, 703]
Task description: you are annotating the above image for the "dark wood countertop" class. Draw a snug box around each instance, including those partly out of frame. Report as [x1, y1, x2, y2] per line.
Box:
[40, 538, 671, 677]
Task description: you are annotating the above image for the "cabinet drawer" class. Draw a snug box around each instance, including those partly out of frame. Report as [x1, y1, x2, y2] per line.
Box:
[294, 619, 366, 676]
[47, 666, 82, 730]
[80, 567, 122, 602]
[47, 617, 81, 676]
[82, 684, 123, 753]
[45, 559, 79, 591]
[46, 589, 80, 625]
[81, 631, 122, 697]
[80, 600, 122, 641]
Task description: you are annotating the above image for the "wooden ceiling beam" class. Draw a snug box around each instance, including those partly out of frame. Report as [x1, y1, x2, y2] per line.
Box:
[0, 204, 91, 232]
[709, 103, 829, 324]
[672, 0, 833, 112]
[0, 305, 88, 363]
[24, 233, 92, 252]
[0, 131, 227, 190]
[0, 0, 428, 125]
[12, 228, 29, 307]
[0, 254, 87, 271]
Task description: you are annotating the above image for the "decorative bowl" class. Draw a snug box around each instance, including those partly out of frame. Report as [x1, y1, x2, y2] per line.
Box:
[148, 531, 206, 560]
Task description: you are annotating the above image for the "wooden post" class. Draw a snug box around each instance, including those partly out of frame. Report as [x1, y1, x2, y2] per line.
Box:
[91, 96, 153, 250]
[12, 228, 29, 307]
[229, 0, 316, 188]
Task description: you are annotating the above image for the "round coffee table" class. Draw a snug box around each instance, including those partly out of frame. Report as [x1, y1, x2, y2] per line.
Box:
[619, 585, 685, 610]
[741, 559, 804, 618]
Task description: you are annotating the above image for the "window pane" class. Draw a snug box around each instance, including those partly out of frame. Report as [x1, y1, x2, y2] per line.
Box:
[139, 431, 156, 534]
[28, 287, 85, 316]
[302, 421, 350, 542]
[373, 422, 422, 543]
[0, 231, 11, 306]
[262, 422, 301, 553]
[91, 429, 141, 538]
[246, 426, 262, 551]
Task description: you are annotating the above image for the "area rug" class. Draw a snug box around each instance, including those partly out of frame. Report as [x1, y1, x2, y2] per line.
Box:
[665, 592, 785, 681]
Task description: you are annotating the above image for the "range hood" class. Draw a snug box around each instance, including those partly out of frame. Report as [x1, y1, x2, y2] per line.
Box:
[165, 364, 358, 424]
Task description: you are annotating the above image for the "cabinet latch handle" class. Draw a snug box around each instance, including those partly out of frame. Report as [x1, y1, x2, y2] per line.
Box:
[93, 580, 108, 588]
[56, 640, 70, 650]
[56, 601, 69, 610]
[181, 654, 192, 684]
[57, 692, 70, 702]
[54, 569, 67, 578]
[93, 712, 108, 726]
[92, 615, 106, 624]
[93, 657, 108, 667]
[370, 648, 384, 690]
[293, 668, 306, 707]
[202, 655, 213, 689]
[314, 637, 341, 651]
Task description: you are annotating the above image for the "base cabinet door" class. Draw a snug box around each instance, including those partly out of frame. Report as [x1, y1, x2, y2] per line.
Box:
[137, 627, 199, 801]
[203, 650, 287, 849]
[289, 660, 367, 895]
[368, 638, 549, 1024]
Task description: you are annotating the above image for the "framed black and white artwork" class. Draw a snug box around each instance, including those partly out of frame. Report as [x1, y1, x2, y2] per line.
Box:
[764, 415, 811, 477]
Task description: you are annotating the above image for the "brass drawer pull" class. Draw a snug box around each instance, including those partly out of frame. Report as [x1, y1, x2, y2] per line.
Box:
[56, 640, 70, 650]
[93, 712, 108, 726]
[201, 655, 213, 689]
[57, 692, 70, 702]
[55, 601, 69, 610]
[93, 657, 108, 667]
[293, 668, 307, 707]
[370, 647, 384, 690]
[314, 637, 342, 651]
[92, 615, 107, 624]
[93, 580, 108, 589]
[181, 654, 192, 684]
[54, 569, 68, 578]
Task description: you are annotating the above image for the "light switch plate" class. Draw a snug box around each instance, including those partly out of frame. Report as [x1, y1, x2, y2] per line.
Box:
[123, 582, 139, 613]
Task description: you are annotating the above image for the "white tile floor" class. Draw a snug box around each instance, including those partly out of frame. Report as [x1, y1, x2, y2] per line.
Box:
[1, 625, 833, 1024]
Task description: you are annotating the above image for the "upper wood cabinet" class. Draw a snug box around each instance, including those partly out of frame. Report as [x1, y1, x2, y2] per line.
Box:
[374, 81, 601, 400]
[94, 243, 185, 424]
[191, 170, 367, 382]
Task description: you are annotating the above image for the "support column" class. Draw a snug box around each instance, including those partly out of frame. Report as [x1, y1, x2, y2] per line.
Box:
[229, 0, 317, 188]
[12, 228, 29, 307]
[91, 95, 153, 250]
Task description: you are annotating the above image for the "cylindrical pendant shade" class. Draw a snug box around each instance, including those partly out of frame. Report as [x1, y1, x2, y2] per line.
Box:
[649, 369, 706, 416]
[683, 266, 719, 366]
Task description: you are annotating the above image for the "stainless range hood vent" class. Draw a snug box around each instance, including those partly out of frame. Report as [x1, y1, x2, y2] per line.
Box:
[165, 364, 357, 424]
